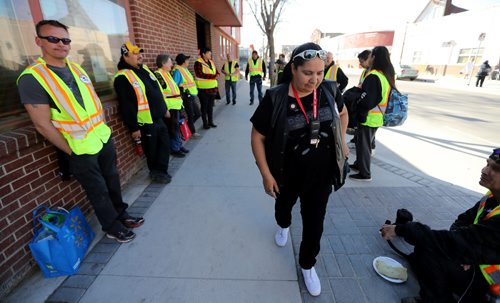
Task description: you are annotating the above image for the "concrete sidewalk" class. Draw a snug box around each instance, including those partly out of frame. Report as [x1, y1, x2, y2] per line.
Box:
[4, 81, 483, 303]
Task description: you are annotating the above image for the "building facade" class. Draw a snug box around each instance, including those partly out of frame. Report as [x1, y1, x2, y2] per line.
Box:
[0, 0, 242, 297]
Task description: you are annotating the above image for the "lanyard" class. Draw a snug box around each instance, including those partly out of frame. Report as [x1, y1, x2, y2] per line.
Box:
[291, 84, 317, 124]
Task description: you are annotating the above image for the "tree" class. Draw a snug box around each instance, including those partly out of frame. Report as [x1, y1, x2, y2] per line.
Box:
[247, 0, 288, 86]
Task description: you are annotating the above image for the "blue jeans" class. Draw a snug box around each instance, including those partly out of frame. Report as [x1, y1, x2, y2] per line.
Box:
[169, 110, 182, 152]
[249, 77, 263, 103]
[225, 81, 237, 104]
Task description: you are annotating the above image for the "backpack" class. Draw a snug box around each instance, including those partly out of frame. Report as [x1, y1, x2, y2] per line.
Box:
[378, 88, 408, 127]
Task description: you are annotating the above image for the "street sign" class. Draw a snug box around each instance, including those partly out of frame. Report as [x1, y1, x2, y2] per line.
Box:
[478, 33, 486, 41]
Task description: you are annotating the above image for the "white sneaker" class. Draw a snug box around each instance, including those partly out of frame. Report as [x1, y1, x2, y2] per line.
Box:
[371, 148, 376, 156]
[274, 227, 289, 247]
[302, 267, 321, 296]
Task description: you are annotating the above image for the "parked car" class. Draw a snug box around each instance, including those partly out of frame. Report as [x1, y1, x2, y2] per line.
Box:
[395, 64, 418, 81]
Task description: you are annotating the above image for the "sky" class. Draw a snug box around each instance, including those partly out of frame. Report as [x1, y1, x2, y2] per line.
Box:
[241, 0, 500, 50]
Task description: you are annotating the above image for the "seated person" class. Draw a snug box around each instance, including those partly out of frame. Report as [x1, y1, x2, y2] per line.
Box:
[381, 148, 500, 303]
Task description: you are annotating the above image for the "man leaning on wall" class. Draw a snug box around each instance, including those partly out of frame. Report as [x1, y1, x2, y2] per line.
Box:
[17, 20, 143, 244]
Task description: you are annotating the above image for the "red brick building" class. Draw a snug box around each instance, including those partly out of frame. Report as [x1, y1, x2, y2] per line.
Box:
[0, 0, 242, 297]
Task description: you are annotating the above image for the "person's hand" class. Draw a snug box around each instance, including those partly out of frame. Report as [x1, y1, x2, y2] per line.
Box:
[461, 264, 471, 271]
[380, 224, 397, 240]
[131, 130, 141, 140]
[165, 111, 171, 119]
[343, 141, 349, 158]
[245, 77, 248, 81]
[263, 77, 266, 81]
[262, 174, 280, 199]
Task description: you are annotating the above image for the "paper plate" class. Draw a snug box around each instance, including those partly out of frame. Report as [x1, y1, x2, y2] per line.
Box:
[372, 256, 406, 283]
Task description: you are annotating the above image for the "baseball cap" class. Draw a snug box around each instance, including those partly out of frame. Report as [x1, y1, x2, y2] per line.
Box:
[175, 53, 191, 65]
[121, 42, 143, 56]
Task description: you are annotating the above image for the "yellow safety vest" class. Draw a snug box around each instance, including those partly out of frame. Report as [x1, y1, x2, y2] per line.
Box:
[248, 58, 263, 77]
[17, 57, 110, 155]
[359, 68, 370, 86]
[173, 66, 198, 96]
[223, 61, 238, 82]
[474, 192, 500, 285]
[362, 70, 389, 128]
[155, 69, 183, 110]
[325, 65, 339, 81]
[114, 65, 160, 125]
[194, 58, 218, 89]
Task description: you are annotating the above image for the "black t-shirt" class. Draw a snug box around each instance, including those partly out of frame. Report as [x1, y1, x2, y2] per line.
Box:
[251, 87, 344, 190]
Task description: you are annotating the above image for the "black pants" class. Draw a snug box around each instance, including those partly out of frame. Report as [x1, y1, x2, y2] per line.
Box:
[354, 124, 378, 177]
[275, 182, 332, 269]
[140, 120, 170, 176]
[69, 139, 128, 232]
[198, 89, 215, 127]
[225, 81, 237, 104]
[183, 94, 200, 134]
[476, 76, 486, 87]
[409, 245, 489, 302]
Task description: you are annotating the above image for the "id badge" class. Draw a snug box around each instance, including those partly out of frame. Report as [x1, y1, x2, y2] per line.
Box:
[310, 119, 320, 146]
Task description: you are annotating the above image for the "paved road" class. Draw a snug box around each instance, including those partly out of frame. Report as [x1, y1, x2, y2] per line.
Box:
[346, 74, 500, 194]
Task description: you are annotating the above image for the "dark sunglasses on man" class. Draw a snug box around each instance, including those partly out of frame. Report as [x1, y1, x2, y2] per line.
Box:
[38, 35, 72, 45]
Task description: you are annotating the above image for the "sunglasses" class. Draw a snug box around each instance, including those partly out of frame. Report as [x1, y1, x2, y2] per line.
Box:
[491, 148, 500, 163]
[38, 35, 72, 45]
[292, 49, 327, 61]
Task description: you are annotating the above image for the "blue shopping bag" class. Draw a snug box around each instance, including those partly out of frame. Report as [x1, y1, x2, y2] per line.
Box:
[29, 206, 94, 278]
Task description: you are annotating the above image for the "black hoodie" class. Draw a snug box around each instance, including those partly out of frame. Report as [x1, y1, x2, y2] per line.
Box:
[114, 58, 167, 132]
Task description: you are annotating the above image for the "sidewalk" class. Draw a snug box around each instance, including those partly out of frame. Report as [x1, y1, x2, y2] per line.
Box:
[4, 81, 482, 303]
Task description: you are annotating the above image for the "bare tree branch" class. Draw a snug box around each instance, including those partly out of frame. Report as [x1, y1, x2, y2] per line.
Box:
[246, 0, 289, 86]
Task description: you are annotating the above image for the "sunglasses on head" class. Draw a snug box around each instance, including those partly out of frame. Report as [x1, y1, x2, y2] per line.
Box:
[292, 49, 327, 61]
[38, 35, 71, 45]
[491, 148, 500, 163]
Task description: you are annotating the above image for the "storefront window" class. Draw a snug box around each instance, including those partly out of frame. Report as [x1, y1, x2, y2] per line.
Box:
[0, 0, 130, 132]
[0, 0, 35, 131]
[457, 48, 484, 64]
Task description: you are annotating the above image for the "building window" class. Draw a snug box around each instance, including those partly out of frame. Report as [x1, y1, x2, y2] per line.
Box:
[412, 51, 423, 64]
[0, 0, 130, 132]
[457, 48, 484, 64]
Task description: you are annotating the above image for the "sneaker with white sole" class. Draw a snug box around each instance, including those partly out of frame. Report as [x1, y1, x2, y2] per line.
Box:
[274, 227, 289, 247]
[302, 267, 321, 296]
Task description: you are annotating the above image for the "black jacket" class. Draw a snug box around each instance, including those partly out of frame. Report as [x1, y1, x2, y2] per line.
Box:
[114, 59, 167, 132]
[396, 195, 500, 265]
[263, 80, 347, 191]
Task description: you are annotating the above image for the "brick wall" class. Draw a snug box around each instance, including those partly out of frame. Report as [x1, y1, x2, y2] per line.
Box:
[0, 102, 144, 297]
[0, 0, 240, 297]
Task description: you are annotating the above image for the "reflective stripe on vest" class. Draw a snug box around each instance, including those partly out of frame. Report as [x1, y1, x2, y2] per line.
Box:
[155, 69, 183, 110]
[473, 192, 500, 285]
[194, 58, 218, 89]
[17, 57, 111, 155]
[359, 68, 370, 86]
[362, 70, 390, 127]
[248, 58, 263, 77]
[114, 67, 154, 124]
[174, 66, 198, 96]
[223, 61, 238, 82]
[325, 65, 339, 81]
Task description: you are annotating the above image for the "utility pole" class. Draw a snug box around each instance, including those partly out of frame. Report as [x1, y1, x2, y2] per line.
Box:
[468, 32, 486, 86]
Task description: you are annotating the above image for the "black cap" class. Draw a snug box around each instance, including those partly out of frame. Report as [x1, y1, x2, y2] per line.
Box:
[175, 53, 191, 65]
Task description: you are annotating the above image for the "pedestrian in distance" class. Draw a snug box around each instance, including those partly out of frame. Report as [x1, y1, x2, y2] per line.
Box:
[381, 148, 500, 303]
[350, 46, 397, 181]
[476, 60, 492, 87]
[245, 50, 266, 105]
[172, 53, 201, 138]
[194, 47, 219, 129]
[155, 54, 189, 158]
[324, 51, 348, 92]
[18, 20, 143, 243]
[221, 53, 239, 105]
[114, 42, 172, 184]
[250, 42, 349, 297]
[275, 53, 287, 85]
